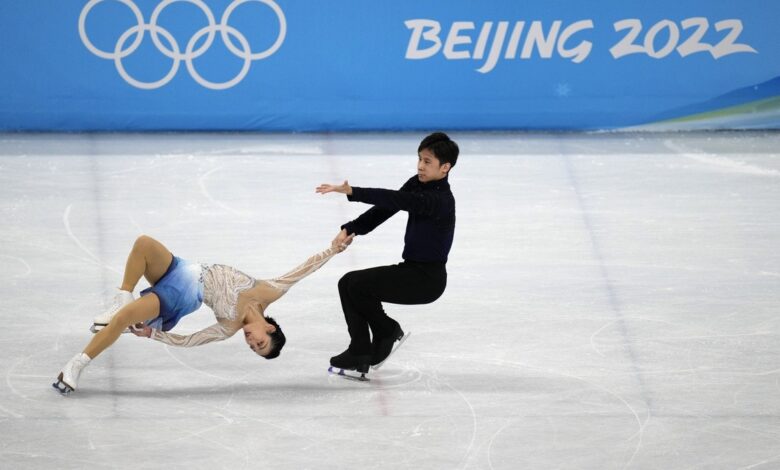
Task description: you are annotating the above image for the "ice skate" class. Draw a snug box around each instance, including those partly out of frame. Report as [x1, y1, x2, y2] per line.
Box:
[328, 366, 370, 382]
[371, 331, 410, 370]
[91, 289, 134, 333]
[371, 322, 407, 369]
[52, 353, 91, 395]
[328, 349, 371, 381]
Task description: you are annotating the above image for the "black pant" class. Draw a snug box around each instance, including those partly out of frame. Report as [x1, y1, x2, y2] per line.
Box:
[338, 261, 447, 354]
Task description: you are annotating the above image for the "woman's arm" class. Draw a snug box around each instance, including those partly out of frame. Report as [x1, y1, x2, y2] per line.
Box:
[134, 322, 234, 347]
[264, 241, 352, 294]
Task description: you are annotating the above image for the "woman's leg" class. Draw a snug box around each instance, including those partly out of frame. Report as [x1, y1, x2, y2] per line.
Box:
[84, 293, 160, 359]
[93, 235, 174, 331]
[120, 235, 174, 291]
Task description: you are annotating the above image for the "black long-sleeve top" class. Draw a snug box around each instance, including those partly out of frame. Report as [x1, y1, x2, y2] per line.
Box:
[341, 175, 455, 263]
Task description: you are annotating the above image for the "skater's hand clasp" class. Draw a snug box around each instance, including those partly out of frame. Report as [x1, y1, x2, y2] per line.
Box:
[332, 229, 354, 252]
[130, 323, 152, 338]
[334, 233, 355, 253]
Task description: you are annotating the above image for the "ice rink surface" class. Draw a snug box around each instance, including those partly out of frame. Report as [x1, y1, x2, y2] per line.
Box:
[1, 131, 779, 469]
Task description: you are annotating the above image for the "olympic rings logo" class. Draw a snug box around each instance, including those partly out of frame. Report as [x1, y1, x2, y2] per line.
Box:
[78, 0, 286, 90]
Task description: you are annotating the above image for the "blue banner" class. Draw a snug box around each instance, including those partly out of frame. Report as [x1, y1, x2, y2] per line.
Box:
[1, 1, 778, 131]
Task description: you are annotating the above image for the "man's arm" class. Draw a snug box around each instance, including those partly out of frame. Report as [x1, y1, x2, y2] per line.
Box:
[348, 185, 448, 217]
[318, 178, 414, 236]
[341, 204, 398, 236]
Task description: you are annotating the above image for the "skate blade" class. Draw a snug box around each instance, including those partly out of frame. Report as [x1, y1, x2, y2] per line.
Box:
[327, 366, 370, 382]
[90, 324, 131, 334]
[372, 331, 411, 370]
[52, 373, 74, 395]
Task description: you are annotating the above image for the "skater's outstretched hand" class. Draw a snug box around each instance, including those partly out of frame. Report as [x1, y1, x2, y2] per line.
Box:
[316, 180, 352, 196]
[130, 323, 152, 338]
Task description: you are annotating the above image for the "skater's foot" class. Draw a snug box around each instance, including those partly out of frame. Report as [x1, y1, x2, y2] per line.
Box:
[91, 289, 134, 332]
[329, 349, 370, 373]
[52, 353, 91, 395]
[371, 321, 404, 366]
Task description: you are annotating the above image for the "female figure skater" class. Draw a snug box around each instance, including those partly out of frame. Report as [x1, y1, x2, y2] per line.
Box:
[53, 234, 353, 395]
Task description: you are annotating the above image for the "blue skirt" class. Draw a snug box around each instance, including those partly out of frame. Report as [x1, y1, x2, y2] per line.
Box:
[140, 256, 204, 331]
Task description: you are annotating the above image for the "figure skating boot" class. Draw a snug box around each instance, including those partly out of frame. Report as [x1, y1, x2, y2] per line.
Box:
[328, 349, 371, 381]
[52, 353, 91, 395]
[371, 321, 409, 369]
[91, 289, 134, 332]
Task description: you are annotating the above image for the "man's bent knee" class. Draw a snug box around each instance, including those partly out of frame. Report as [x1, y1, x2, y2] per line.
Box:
[338, 272, 355, 292]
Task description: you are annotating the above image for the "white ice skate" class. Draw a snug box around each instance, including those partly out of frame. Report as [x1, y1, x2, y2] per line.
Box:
[91, 289, 134, 333]
[52, 353, 91, 395]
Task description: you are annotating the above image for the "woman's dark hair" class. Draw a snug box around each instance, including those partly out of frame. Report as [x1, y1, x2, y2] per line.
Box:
[263, 316, 286, 360]
[418, 132, 459, 169]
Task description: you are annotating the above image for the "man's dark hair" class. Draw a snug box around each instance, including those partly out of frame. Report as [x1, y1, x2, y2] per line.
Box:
[418, 132, 459, 169]
[263, 316, 286, 360]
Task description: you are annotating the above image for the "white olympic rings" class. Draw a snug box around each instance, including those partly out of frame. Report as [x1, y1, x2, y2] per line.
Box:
[78, 0, 286, 90]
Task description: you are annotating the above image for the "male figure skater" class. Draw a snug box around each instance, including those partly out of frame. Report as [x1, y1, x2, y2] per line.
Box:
[316, 132, 459, 374]
[53, 234, 353, 395]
